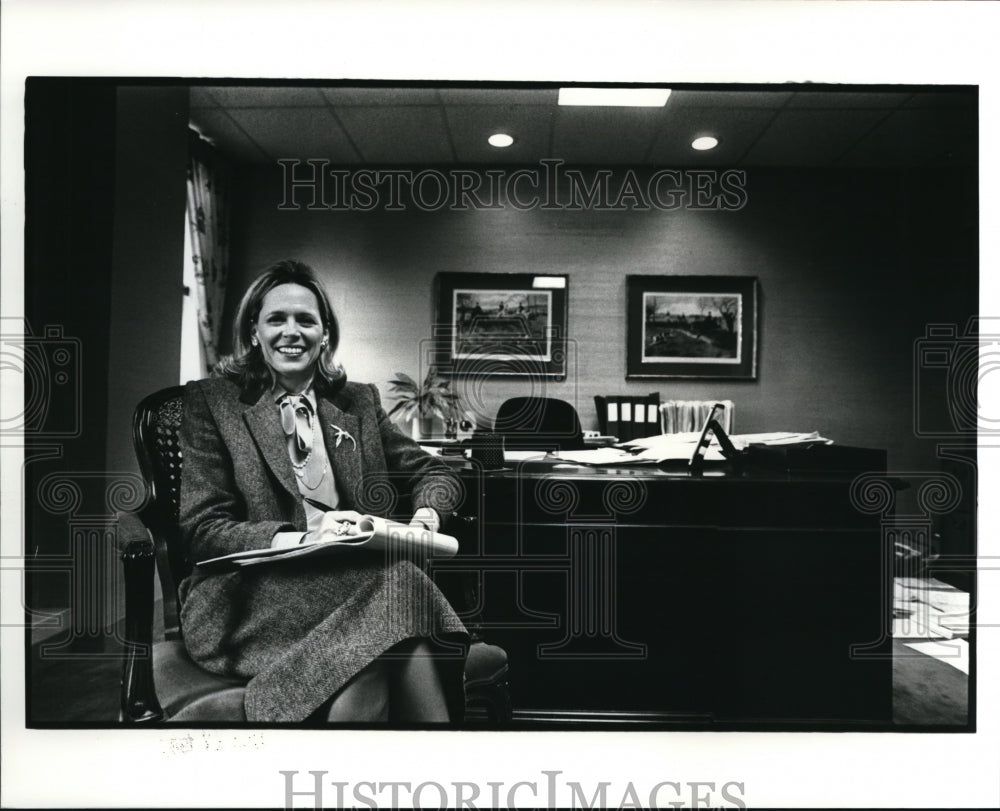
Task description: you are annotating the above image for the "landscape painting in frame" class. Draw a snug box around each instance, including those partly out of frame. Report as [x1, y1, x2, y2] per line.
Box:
[627, 275, 758, 379]
[435, 273, 568, 378]
[454, 289, 552, 360]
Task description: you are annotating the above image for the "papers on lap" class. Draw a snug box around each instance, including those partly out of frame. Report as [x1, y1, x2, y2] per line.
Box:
[195, 515, 459, 573]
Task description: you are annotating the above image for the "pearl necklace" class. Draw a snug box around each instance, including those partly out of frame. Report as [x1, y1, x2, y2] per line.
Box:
[289, 422, 327, 490]
[289, 425, 313, 471]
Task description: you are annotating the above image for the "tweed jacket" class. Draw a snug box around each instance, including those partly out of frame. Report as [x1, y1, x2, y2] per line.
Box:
[176, 376, 469, 722]
[179, 375, 463, 565]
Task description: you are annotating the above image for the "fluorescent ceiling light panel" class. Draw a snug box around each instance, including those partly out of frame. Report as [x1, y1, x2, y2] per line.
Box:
[558, 88, 671, 107]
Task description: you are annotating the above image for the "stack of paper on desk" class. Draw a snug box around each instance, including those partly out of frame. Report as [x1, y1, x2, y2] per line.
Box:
[552, 443, 727, 465]
[618, 431, 703, 449]
[735, 431, 833, 448]
[503, 450, 550, 462]
[552, 431, 831, 466]
[195, 515, 459, 573]
[621, 431, 832, 451]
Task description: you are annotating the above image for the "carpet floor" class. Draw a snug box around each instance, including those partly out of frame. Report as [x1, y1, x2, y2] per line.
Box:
[25, 632, 968, 727]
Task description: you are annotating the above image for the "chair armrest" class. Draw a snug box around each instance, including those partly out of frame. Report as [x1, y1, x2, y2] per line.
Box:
[444, 515, 488, 639]
[119, 538, 164, 723]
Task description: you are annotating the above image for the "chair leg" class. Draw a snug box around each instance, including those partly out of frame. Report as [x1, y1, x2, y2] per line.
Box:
[490, 678, 512, 725]
[120, 540, 164, 723]
[466, 677, 512, 726]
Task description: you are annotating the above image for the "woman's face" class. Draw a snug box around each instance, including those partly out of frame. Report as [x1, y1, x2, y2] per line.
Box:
[252, 282, 329, 391]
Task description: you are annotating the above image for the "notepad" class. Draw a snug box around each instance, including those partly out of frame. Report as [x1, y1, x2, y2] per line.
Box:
[195, 515, 459, 573]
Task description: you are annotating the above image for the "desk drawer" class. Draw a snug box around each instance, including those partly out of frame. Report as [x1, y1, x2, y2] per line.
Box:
[475, 475, 880, 531]
[441, 516, 890, 724]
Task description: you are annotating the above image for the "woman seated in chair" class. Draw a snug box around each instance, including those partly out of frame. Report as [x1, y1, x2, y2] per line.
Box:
[178, 259, 468, 723]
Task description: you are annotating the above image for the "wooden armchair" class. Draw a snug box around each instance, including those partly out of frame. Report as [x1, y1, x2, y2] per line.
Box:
[119, 385, 510, 725]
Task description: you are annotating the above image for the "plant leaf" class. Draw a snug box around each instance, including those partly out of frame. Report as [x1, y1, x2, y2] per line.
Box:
[387, 400, 417, 422]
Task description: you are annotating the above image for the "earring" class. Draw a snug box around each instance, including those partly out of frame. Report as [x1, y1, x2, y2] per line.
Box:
[251, 336, 258, 347]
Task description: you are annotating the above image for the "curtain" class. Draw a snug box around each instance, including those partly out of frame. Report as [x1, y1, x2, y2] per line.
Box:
[186, 131, 231, 369]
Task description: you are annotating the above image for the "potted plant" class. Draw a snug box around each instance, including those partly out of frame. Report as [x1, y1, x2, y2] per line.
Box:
[386, 368, 459, 440]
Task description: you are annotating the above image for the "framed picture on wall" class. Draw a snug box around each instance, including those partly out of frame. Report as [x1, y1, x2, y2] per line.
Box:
[626, 275, 758, 379]
[433, 272, 568, 379]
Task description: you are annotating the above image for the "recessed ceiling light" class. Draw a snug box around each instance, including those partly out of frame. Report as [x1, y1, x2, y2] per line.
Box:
[488, 133, 514, 148]
[558, 87, 671, 107]
[691, 136, 719, 151]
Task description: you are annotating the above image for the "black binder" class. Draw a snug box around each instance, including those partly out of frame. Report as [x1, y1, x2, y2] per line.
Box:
[594, 393, 660, 441]
[636, 392, 660, 439]
[593, 396, 608, 435]
[595, 395, 625, 440]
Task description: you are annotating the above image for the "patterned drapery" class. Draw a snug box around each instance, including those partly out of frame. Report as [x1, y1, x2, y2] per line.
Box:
[186, 132, 231, 369]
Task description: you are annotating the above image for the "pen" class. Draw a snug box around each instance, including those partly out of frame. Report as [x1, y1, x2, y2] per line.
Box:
[303, 496, 337, 512]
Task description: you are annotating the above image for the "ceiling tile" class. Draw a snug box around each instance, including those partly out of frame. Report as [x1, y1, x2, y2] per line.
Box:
[648, 108, 775, 166]
[188, 109, 271, 164]
[902, 89, 977, 109]
[444, 105, 553, 163]
[438, 88, 558, 106]
[200, 86, 327, 107]
[336, 106, 454, 164]
[838, 107, 977, 167]
[743, 109, 887, 166]
[226, 107, 359, 163]
[786, 90, 910, 109]
[553, 107, 664, 164]
[189, 87, 220, 109]
[320, 87, 441, 106]
[668, 89, 793, 109]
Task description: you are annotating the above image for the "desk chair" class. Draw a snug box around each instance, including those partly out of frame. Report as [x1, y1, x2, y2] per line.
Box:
[494, 396, 585, 451]
[120, 385, 510, 725]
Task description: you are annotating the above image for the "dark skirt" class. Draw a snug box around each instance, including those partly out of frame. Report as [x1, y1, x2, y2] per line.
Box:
[179, 553, 469, 722]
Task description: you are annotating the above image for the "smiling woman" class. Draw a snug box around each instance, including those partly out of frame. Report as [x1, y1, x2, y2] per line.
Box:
[218, 260, 345, 396]
[252, 283, 329, 392]
[178, 259, 469, 724]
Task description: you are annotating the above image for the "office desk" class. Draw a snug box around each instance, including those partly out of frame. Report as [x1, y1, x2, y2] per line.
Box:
[433, 458, 893, 729]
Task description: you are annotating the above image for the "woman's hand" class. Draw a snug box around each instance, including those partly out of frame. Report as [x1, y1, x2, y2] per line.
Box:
[409, 507, 440, 534]
[309, 509, 366, 543]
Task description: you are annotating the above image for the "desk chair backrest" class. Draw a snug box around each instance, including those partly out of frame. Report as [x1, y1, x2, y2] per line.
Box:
[132, 385, 190, 640]
[494, 396, 585, 451]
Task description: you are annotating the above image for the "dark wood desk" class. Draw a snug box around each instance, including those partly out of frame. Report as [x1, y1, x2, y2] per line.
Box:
[432, 458, 894, 729]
